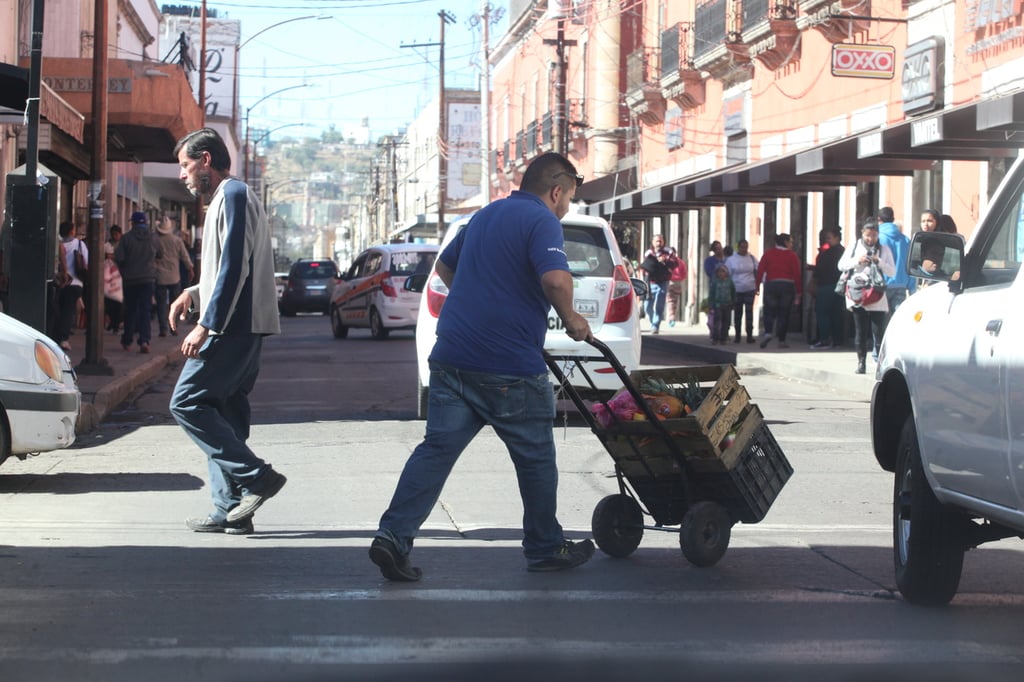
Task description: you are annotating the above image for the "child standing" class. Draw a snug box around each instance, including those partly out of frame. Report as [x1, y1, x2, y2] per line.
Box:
[708, 263, 736, 345]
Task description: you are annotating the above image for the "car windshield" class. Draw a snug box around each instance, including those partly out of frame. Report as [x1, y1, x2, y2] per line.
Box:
[390, 250, 437, 276]
[293, 262, 336, 279]
[563, 225, 614, 277]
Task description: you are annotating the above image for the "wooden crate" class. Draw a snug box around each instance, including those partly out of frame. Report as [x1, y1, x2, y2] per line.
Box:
[601, 365, 757, 471]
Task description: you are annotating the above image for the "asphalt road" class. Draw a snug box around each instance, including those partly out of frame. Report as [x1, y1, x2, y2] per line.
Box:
[0, 315, 1022, 681]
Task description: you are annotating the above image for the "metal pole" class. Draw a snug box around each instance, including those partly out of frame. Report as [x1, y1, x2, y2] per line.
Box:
[479, 1, 490, 205]
[80, 0, 110, 373]
[25, 0, 44, 183]
[437, 10, 455, 241]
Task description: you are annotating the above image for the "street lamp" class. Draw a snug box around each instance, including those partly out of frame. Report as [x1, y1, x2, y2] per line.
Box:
[231, 14, 330, 127]
[249, 123, 315, 196]
[243, 83, 311, 185]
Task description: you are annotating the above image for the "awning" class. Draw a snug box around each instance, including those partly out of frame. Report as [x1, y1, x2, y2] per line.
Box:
[0, 62, 85, 142]
[26, 57, 204, 163]
[585, 88, 1024, 219]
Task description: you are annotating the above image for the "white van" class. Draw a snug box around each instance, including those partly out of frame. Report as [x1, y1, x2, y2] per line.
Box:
[411, 210, 644, 419]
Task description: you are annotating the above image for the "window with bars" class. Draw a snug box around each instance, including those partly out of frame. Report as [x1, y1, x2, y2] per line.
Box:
[694, 0, 727, 59]
[660, 24, 680, 79]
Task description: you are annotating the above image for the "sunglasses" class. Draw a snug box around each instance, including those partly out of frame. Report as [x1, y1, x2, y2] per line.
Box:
[553, 171, 584, 189]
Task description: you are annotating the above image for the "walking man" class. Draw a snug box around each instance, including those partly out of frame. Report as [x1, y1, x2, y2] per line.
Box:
[370, 152, 595, 582]
[169, 128, 285, 535]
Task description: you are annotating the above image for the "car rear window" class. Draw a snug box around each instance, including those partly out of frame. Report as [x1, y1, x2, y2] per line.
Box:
[292, 261, 337, 279]
[563, 225, 614, 277]
[390, 250, 437, 276]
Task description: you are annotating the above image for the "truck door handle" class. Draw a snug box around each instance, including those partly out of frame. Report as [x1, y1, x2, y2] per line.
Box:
[986, 319, 1003, 336]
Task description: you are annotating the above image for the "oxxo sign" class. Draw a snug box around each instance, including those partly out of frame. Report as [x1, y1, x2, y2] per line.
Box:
[831, 44, 896, 79]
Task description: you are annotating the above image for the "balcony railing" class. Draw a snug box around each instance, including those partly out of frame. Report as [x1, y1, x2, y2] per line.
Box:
[658, 22, 706, 110]
[541, 112, 553, 148]
[743, 0, 770, 27]
[526, 120, 538, 155]
[515, 129, 526, 159]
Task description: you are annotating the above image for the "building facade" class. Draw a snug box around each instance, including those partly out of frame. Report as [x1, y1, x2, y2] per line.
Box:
[488, 0, 1024, 329]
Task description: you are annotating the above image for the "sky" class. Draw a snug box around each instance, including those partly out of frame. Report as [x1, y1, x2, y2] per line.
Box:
[186, 0, 507, 140]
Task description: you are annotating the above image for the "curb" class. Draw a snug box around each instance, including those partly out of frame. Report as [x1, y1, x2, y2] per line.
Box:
[642, 335, 874, 398]
[75, 347, 179, 434]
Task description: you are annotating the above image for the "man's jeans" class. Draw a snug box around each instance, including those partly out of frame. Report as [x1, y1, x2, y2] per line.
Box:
[170, 333, 271, 520]
[378, 362, 564, 559]
[886, 287, 907, 316]
[121, 281, 155, 347]
[645, 281, 668, 330]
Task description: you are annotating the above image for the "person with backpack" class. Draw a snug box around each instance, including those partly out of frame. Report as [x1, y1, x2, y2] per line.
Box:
[51, 221, 87, 351]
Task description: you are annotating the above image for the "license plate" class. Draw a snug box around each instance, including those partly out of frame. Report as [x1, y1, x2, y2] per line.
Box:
[574, 299, 598, 318]
[306, 285, 327, 292]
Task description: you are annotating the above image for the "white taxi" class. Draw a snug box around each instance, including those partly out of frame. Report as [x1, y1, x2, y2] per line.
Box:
[0, 312, 80, 467]
[412, 210, 644, 418]
[330, 243, 439, 340]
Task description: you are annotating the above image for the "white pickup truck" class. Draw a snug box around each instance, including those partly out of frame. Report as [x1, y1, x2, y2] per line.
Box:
[872, 158, 1024, 606]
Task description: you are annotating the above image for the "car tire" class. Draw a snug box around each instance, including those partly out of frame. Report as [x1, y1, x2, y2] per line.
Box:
[592, 494, 644, 558]
[330, 306, 349, 339]
[679, 501, 731, 568]
[893, 417, 966, 606]
[416, 376, 429, 420]
[369, 307, 389, 340]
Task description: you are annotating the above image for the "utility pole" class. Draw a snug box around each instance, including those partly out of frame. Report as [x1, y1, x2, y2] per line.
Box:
[437, 10, 455, 240]
[80, 0, 110, 374]
[401, 10, 454, 241]
[544, 19, 575, 155]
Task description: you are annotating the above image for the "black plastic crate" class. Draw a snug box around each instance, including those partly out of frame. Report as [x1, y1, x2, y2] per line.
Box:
[693, 422, 792, 523]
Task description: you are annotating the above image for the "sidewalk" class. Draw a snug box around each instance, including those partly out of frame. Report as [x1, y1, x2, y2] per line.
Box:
[641, 319, 876, 398]
[65, 316, 875, 435]
[66, 322, 192, 434]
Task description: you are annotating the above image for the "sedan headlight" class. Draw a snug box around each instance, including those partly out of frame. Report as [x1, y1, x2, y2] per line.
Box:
[34, 340, 64, 382]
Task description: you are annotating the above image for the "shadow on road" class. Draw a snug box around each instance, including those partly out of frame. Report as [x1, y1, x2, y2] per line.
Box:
[0, 472, 204, 494]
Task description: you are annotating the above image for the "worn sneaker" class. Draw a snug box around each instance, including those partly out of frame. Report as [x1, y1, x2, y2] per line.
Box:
[226, 469, 287, 523]
[527, 539, 595, 573]
[186, 515, 254, 535]
[809, 341, 830, 349]
[758, 333, 773, 349]
[369, 536, 422, 582]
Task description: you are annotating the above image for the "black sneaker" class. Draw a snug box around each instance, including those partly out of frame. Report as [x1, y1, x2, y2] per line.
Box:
[527, 539, 595, 572]
[226, 469, 287, 523]
[758, 333, 773, 349]
[369, 536, 422, 582]
[186, 515, 254, 535]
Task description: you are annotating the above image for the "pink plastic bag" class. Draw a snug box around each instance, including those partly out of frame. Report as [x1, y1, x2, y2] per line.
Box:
[590, 390, 639, 428]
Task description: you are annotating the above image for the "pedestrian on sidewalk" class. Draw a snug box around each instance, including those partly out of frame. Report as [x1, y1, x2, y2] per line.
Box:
[756, 233, 802, 349]
[876, 206, 915, 315]
[50, 221, 86, 352]
[839, 221, 895, 374]
[809, 226, 845, 349]
[708, 263, 735, 345]
[639, 234, 675, 334]
[725, 239, 758, 343]
[115, 212, 159, 353]
[153, 215, 194, 338]
[370, 152, 595, 582]
[665, 247, 687, 327]
[703, 241, 725, 341]
[170, 127, 285, 536]
[103, 243, 123, 334]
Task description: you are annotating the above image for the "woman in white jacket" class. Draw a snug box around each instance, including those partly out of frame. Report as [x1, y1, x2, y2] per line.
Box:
[838, 221, 895, 374]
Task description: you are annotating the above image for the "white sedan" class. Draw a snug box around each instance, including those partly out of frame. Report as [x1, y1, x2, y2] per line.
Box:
[0, 312, 80, 466]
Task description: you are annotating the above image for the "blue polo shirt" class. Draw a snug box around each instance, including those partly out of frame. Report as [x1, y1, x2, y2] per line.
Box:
[430, 191, 569, 376]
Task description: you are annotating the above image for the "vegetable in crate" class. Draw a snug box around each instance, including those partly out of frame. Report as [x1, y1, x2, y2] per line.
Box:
[646, 394, 684, 418]
[590, 390, 639, 428]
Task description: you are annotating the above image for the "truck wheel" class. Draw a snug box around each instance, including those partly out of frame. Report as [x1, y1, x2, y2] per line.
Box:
[592, 494, 644, 558]
[416, 376, 429, 421]
[680, 501, 731, 567]
[369, 307, 389, 340]
[893, 418, 966, 606]
[330, 307, 348, 339]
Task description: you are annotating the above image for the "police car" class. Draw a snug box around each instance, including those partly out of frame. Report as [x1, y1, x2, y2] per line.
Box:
[411, 209, 644, 419]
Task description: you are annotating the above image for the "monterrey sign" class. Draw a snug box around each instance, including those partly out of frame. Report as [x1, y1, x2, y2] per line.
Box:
[831, 44, 896, 79]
